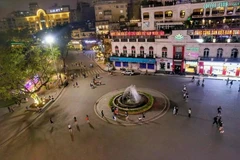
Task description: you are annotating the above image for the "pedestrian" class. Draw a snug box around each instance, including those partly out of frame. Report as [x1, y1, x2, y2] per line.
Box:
[75, 82, 79, 88]
[219, 121, 224, 133]
[230, 80, 233, 88]
[142, 112, 145, 119]
[113, 115, 117, 121]
[138, 116, 142, 121]
[213, 116, 218, 126]
[74, 116, 77, 124]
[51, 96, 54, 101]
[217, 106, 222, 115]
[183, 92, 186, 99]
[173, 106, 176, 115]
[101, 110, 104, 118]
[217, 117, 222, 125]
[238, 84, 240, 92]
[125, 111, 129, 120]
[26, 106, 29, 111]
[73, 83, 75, 88]
[7, 106, 11, 113]
[185, 92, 189, 102]
[86, 115, 90, 123]
[188, 108, 191, 118]
[49, 95, 51, 100]
[10, 107, 14, 112]
[68, 124, 72, 133]
[226, 77, 229, 85]
[175, 106, 179, 115]
[50, 117, 54, 124]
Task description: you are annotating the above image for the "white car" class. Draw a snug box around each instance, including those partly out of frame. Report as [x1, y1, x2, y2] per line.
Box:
[121, 70, 134, 76]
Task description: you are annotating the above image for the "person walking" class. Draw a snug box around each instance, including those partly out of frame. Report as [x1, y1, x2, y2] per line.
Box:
[217, 106, 222, 116]
[74, 117, 77, 124]
[173, 106, 176, 115]
[50, 117, 54, 124]
[125, 111, 129, 120]
[230, 80, 233, 88]
[188, 108, 192, 118]
[75, 82, 79, 88]
[213, 116, 218, 126]
[142, 112, 145, 119]
[175, 106, 179, 115]
[101, 110, 104, 118]
[226, 77, 229, 85]
[86, 115, 90, 123]
[113, 115, 117, 121]
[68, 124, 72, 133]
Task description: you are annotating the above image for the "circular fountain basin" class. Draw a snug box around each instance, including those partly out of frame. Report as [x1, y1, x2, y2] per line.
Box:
[111, 92, 153, 113]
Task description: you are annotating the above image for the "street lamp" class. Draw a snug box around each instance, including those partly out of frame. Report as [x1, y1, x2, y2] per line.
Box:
[45, 35, 58, 76]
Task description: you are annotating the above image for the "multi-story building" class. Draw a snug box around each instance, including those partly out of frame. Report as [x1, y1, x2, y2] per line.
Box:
[29, 2, 40, 15]
[0, 4, 71, 32]
[109, 0, 240, 77]
[94, 1, 128, 34]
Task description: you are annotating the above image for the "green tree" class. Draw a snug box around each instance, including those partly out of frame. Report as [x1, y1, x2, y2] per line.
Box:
[0, 45, 60, 104]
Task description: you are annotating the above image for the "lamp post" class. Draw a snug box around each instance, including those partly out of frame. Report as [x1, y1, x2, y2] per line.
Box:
[45, 35, 58, 76]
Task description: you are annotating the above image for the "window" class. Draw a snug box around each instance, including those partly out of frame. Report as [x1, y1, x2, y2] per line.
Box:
[123, 62, 128, 67]
[115, 61, 121, 67]
[180, 10, 185, 18]
[140, 46, 144, 56]
[193, 8, 204, 17]
[162, 47, 167, 58]
[115, 46, 119, 54]
[216, 48, 223, 58]
[140, 63, 146, 69]
[120, 10, 123, 14]
[212, 7, 224, 15]
[98, 7, 102, 10]
[131, 46, 136, 55]
[231, 48, 238, 58]
[167, 63, 170, 69]
[154, 11, 163, 19]
[116, 5, 119, 8]
[203, 48, 209, 57]
[143, 12, 149, 19]
[149, 46, 153, 57]
[148, 64, 154, 69]
[99, 12, 103, 15]
[160, 63, 165, 69]
[165, 10, 173, 18]
[123, 46, 127, 54]
[227, 7, 234, 15]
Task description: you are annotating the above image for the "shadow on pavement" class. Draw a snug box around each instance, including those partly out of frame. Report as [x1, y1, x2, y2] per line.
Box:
[88, 123, 95, 129]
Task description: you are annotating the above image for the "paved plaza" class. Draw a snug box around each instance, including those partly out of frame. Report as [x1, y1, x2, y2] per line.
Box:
[0, 51, 239, 160]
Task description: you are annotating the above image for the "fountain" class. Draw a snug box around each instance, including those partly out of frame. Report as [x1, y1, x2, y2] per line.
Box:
[111, 85, 154, 113]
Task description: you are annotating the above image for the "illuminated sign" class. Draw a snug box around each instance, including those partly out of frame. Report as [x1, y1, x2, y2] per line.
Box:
[110, 31, 164, 36]
[85, 40, 97, 44]
[194, 29, 240, 36]
[175, 34, 184, 40]
[50, 8, 63, 13]
[186, 47, 199, 52]
[203, 1, 240, 9]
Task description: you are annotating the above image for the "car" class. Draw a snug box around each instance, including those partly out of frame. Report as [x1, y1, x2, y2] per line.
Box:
[121, 70, 134, 76]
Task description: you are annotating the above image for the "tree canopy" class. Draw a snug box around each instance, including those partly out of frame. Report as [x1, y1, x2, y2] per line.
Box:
[0, 45, 60, 102]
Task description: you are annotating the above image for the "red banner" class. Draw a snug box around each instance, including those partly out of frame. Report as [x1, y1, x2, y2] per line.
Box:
[110, 31, 165, 36]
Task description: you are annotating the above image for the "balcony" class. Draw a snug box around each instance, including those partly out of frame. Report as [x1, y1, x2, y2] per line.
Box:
[174, 56, 183, 60]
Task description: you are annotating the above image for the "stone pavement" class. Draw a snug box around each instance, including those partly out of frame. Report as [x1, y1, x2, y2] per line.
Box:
[94, 88, 170, 126]
[0, 81, 65, 147]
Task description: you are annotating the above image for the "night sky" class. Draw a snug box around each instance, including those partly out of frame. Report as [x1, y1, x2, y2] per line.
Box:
[0, 0, 84, 18]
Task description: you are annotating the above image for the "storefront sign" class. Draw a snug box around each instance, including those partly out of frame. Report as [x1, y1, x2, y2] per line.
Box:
[203, 1, 240, 9]
[186, 47, 199, 52]
[187, 53, 199, 58]
[175, 34, 184, 41]
[50, 8, 63, 13]
[194, 29, 240, 35]
[110, 57, 156, 64]
[110, 31, 164, 36]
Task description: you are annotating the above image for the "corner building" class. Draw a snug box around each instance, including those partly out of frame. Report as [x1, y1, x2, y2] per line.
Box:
[110, 0, 240, 77]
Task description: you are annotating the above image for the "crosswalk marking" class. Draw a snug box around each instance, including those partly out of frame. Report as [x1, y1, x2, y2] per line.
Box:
[85, 67, 104, 76]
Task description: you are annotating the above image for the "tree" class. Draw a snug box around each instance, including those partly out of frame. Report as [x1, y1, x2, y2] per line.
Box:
[0, 45, 60, 104]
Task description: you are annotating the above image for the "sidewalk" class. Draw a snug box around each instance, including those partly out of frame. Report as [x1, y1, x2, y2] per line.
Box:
[0, 85, 65, 147]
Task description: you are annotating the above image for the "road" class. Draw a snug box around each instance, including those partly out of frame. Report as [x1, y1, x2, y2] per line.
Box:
[0, 50, 239, 160]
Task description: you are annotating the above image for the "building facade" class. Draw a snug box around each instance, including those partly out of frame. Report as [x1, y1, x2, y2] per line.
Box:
[0, 4, 70, 32]
[110, 29, 240, 76]
[141, 0, 240, 30]
[94, 1, 128, 34]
